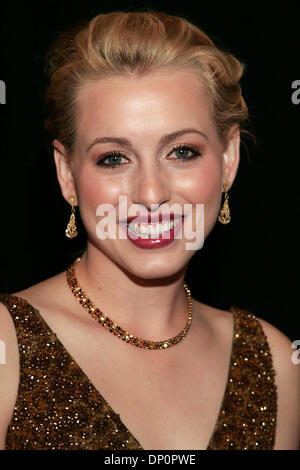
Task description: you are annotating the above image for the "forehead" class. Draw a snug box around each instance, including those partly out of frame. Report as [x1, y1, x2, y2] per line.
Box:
[75, 70, 218, 146]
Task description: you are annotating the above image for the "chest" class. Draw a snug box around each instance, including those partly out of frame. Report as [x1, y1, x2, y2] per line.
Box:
[95, 358, 229, 450]
[53, 323, 231, 450]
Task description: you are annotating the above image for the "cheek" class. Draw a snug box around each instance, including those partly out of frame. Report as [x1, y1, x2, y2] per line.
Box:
[74, 167, 125, 238]
[181, 158, 222, 238]
[77, 168, 121, 208]
[183, 158, 222, 206]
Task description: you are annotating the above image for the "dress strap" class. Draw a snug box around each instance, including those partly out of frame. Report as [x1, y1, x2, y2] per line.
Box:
[0, 292, 58, 354]
[208, 306, 277, 450]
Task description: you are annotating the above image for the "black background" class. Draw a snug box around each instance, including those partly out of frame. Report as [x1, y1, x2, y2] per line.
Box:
[0, 1, 299, 340]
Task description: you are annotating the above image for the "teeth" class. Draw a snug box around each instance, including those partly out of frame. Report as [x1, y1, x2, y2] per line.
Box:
[127, 218, 182, 237]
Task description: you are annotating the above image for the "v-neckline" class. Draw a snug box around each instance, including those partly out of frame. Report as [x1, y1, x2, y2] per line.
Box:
[8, 294, 237, 450]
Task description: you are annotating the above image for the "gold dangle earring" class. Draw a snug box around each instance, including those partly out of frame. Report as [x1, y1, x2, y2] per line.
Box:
[218, 181, 231, 224]
[65, 195, 78, 238]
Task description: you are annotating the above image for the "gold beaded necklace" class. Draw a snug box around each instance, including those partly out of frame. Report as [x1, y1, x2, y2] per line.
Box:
[66, 257, 193, 350]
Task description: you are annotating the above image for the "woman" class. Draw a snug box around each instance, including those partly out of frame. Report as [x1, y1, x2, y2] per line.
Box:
[0, 11, 299, 450]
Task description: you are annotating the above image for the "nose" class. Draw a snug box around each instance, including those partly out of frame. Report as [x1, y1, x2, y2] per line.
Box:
[131, 161, 171, 211]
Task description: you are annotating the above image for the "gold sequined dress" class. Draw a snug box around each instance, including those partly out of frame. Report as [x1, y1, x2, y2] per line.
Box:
[0, 293, 277, 450]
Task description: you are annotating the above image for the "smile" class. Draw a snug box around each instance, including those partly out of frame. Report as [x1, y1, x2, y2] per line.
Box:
[127, 218, 182, 238]
[118, 215, 185, 250]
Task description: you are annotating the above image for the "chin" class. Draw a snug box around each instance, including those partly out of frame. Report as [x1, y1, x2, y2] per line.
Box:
[119, 255, 189, 282]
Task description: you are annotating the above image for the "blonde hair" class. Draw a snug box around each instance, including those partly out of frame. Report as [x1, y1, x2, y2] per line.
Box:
[44, 11, 249, 154]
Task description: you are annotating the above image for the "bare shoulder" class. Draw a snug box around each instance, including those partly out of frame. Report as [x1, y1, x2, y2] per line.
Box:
[191, 298, 235, 348]
[11, 270, 68, 308]
[257, 316, 300, 450]
[192, 298, 233, 323]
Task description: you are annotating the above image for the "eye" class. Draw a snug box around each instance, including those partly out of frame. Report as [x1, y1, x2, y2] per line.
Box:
[96, 151, 129, 169]
[95, 144, 202, 170]
[169, 145, 202, 163]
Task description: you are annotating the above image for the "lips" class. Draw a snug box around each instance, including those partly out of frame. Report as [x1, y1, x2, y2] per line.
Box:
[119, 213, 185, 249]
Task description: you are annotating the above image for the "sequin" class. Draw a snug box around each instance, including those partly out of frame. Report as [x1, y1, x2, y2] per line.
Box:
[0, 294, 277, 450]
[207, 307, 277, 450]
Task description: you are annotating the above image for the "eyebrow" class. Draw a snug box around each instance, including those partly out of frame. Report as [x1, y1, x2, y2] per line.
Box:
[85, 128, 208, 153]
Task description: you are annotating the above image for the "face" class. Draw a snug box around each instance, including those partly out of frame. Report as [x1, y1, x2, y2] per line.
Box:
[54, 70, 240, 280]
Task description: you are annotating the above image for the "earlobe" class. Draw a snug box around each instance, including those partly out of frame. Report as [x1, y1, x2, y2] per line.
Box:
[53, 140, 77, 204]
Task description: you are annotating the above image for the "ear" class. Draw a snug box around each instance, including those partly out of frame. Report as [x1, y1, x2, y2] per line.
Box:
[53, 139, 78, 205]
[221, 125, 240, 189]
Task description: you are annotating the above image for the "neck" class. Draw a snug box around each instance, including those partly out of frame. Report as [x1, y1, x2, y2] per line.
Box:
[72, 246, 191, 341]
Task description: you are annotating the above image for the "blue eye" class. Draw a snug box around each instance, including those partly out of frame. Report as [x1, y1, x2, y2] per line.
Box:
[96, 152, 127, 169]
[171, 145, 202, 163]
[96, 145, 202, 170]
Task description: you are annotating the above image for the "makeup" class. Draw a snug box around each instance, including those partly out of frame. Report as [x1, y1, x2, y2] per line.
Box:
[119, 215, 184, 249]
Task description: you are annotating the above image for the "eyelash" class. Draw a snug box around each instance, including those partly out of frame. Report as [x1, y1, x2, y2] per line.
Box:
[96, 145, 202, 169]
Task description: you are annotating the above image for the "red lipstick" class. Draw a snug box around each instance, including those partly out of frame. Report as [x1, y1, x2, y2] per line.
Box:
[119, 214, 184, 249]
